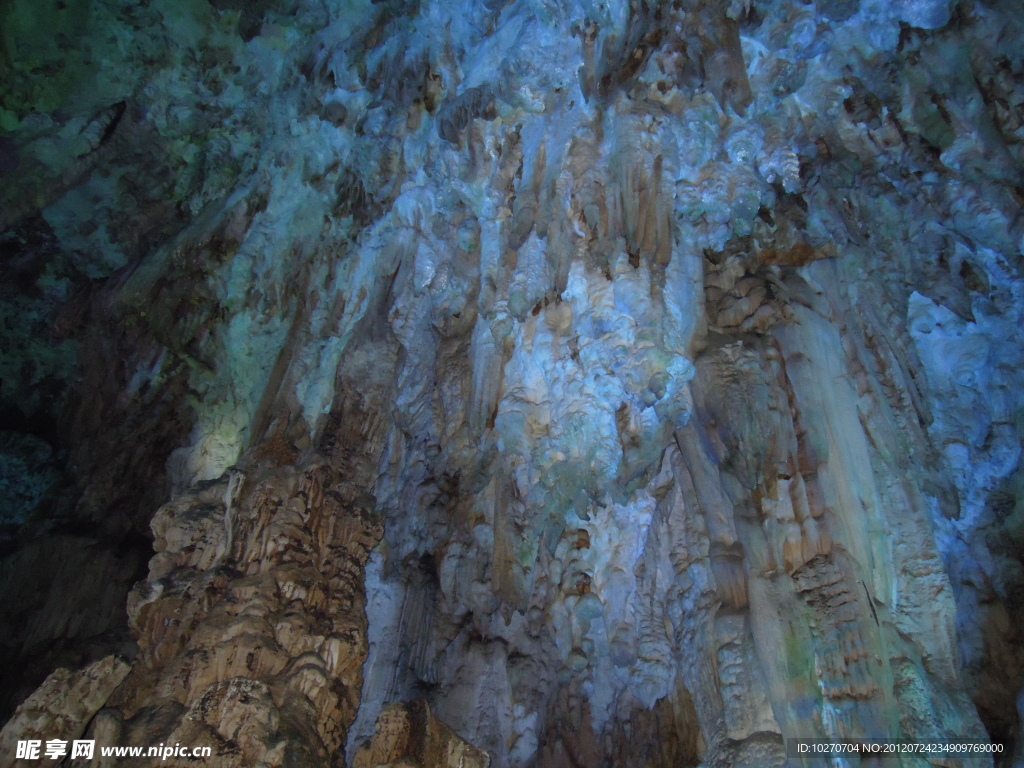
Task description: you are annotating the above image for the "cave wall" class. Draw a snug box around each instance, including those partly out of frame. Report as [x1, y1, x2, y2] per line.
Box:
[2, 0, 1024, 765]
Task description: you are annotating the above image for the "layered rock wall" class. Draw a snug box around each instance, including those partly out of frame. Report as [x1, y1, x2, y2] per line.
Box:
[2, 0, 1024, 765]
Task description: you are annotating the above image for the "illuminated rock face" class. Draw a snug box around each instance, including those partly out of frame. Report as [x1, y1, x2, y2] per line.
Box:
[2, 0, 1024, 765]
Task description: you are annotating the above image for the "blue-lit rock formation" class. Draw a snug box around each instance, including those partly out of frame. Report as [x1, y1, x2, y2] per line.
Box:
[1, 0, 1023, 765]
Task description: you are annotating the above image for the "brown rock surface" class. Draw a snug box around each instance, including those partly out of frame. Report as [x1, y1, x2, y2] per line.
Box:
[0, 656, 129, 768]
[88, 462, 383, 766]
[352, 700, 489, 768]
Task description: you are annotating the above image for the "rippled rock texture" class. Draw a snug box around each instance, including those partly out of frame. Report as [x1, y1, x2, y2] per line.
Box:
[2, 0, 1024, 765]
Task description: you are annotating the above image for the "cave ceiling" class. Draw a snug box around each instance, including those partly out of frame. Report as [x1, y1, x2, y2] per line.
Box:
[1, 0, 1024, 766]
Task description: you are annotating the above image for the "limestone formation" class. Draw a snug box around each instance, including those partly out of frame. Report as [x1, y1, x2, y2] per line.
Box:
[352, 700, 489, 768]
[2, 0, 1023, 766]
[0, 656, 129, 768]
